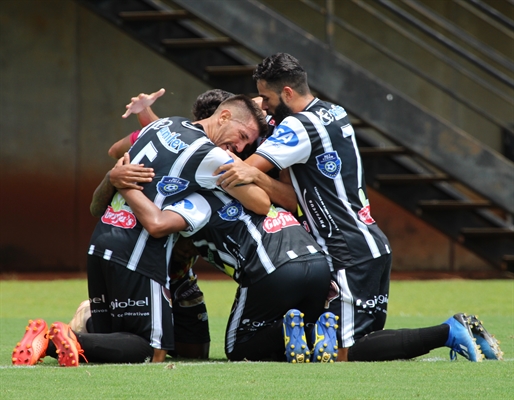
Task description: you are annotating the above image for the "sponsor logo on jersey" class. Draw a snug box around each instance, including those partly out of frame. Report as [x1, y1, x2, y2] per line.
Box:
[329, 105, 346, 120]
[110, 297, 149, 310]
[157, 176, 189, 196]
[266, 124, 299, 147]
[218, 200, 243, 221]
[357, 188, 375, 225]
[355, 294, 388, 314]
[157, 126, 189, 153]
[171, 198, 194, 210]
[358, 205, 376, 225]
[101, 193, 137, 229]
[316, 108, 335, 125]
[263, 208, 300, 233]
[302, 220, 311, 233]
[316, 151, 341, 179]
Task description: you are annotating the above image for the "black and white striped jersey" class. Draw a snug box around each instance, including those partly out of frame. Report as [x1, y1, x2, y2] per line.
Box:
[255, 98, 391, 271]
[166, 191, 322, 287]
[88, 117, 232, 287]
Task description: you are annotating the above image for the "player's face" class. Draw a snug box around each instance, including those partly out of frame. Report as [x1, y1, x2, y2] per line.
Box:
[216, 117, 260, 154]
[256, 80, 293, 124]
[256, 80, 280, 114]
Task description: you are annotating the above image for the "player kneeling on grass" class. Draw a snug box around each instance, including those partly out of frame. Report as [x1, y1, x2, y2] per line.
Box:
[115, 168, 335, 362]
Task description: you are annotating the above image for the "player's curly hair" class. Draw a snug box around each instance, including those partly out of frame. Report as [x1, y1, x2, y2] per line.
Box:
[253, 53, 310, 95]
[192, 89, 234, 120]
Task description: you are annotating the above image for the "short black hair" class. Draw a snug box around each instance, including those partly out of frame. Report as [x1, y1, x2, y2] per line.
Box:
[218, 94, 269, 139]
[192, 89, 234, 120]
[253, 53, 310, 95]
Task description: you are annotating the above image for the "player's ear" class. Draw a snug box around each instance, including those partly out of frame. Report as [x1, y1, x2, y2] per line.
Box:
[282, 86, 294, 102]
[218, 109, 231, 125]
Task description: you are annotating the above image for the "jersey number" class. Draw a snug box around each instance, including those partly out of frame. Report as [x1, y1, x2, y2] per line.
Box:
[131, 141, 158, 164]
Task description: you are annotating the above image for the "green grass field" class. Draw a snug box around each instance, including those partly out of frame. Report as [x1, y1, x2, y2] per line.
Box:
[1, 278, 512, 399]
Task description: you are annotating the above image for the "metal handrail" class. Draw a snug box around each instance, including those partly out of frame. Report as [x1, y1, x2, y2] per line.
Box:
[351, 0, 513, 106]
[467, 0, 514, 30]
[296, 0, 513, 133]
[401, 0, 514, 71]
[374, 0, 514, 89]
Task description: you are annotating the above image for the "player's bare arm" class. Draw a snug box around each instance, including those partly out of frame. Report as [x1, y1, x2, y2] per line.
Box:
[90, 171, 117, 218]
[108, 135, 133, 160]
[109, 153, 155, 190]
[109, 89, 165, 159]
[216, 152, 297, 212]
[223, 181, 271, 216]
[90, 155, 154, 217]
[119, 188, 189, 238]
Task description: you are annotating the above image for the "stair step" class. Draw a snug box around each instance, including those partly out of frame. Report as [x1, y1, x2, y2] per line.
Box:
[205, 65, 256, 76]
[417, 200, 493, 210]
[375, 174, 449, 184]
[119, 10, 194, 21]
[162, 37, 234, 49]
[359, 146, 406, 157]
[460, 227, 514, 237]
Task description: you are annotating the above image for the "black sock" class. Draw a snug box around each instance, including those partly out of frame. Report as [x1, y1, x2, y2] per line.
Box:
[348, 325, 449, 361]
[227, 319, 285, 362]
[76, 332, 154, 363]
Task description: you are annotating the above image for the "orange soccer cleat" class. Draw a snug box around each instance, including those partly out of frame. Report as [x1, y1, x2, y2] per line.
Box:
[49, 321, 88, 367]
[12, 319, 49, 366]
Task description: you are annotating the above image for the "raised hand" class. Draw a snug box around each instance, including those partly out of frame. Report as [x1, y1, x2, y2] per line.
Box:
[122, 88, 165, 118]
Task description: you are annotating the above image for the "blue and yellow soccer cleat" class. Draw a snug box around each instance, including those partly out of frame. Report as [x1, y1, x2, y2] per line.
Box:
[468, 315, 503, 361]
[311, 312, 339, 363]
[283, 309, 310, 363]
[443, 313, 484, 362]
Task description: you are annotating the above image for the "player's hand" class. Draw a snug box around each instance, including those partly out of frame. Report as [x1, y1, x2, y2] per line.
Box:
[110, 153, 154, 190]
[122, 88, 165, 118]
[214, 150, 261, 188]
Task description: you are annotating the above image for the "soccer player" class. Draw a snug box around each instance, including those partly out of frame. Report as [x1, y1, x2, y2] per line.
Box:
[108, 88, 235, 160]
[12, 95, 271, 367]
[214, 53, 503, 362]
[113, 158, 334, 362]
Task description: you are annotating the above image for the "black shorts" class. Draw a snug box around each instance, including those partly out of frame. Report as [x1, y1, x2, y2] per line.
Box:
[225, 253, 331, 360]
[87, 255, 175, 350]
[329, 253, 392, 348]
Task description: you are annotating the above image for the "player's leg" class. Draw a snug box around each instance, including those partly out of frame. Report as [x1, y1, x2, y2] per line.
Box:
[168, 269, 210, 359]
[100, 261, 174, 362]
[329, 254, 391, 361]
[86, 255, 112, 333]
[225, 254, 330, 361]
[347, 313, 488, 362]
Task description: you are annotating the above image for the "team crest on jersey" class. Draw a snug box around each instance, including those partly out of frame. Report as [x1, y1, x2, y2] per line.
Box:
[267, 124, 299, 147]
[316, 151, 341, 179]
[218, 200, 243, 221]
[316, 108, 334, 126]
[157, 176, 189, 196]
[157, 127, 189, 153]
[101, 192, 137, 229]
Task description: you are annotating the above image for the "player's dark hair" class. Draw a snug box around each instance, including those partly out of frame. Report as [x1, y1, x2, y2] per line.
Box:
[192, 89, 234, 120]
[218, 94, 269, 139]
[253, 53, 310, 95]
